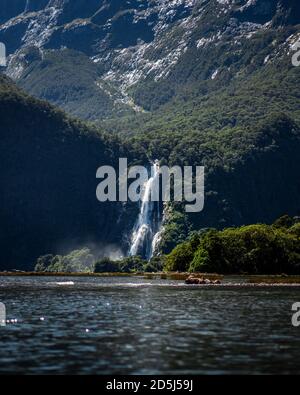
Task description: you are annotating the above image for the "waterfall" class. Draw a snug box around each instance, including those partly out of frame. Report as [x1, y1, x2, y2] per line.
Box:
[24, 0, 30, 13]
[129, 161, 162, 260]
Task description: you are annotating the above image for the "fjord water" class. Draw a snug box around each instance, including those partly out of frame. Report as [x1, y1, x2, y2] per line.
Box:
[0, 276, 300, 375]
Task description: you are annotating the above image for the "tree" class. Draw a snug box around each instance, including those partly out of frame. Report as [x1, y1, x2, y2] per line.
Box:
[165, 242, 194, 272]
[94, 258, 120, 273]
[164, 222, 300, 275]
[119, 256, 146, 273]
[34, 254, 55, 272]
[273, 215, 295, 229]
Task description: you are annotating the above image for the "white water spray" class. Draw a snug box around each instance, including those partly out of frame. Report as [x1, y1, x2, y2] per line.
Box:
[24, 0, 30, 12]
[129, 161, 162, 260]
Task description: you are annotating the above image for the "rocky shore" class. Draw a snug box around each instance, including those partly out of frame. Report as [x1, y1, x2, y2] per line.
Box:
[185, 275, 222, 285]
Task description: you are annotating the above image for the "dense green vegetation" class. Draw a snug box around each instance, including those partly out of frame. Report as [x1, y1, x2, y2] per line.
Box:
[94, 255, 163, 274]
[34, 253, 161, 274]
[94, 256, 146, 274]
[34, 248, 95, 273]
[18, 48, 134, 121]
[150, 112, 300, 253]
[165, 216, 300, 274]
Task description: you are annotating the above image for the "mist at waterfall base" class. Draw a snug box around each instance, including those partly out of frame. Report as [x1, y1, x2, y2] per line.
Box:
[129, 161, 163, 261]
[55, 240, 125, 266]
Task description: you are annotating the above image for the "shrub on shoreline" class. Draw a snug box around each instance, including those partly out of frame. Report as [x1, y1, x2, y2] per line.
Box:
[165, 216, 300, 274]
[34, 248, 95, 273]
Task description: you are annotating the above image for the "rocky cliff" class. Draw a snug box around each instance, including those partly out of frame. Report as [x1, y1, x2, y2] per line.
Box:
[1, 0, 299, 119]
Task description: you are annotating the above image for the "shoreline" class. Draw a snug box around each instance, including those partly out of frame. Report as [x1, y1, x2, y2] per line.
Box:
[1, 272, 300, 284]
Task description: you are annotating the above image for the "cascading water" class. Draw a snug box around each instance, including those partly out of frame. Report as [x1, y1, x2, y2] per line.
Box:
[129, 161, 162, 260]
[24, 0, 30, 12]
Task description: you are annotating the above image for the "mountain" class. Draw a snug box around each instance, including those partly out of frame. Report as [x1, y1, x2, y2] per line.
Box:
[1, 0, 300, 120]
[1, 74, 299, 269]
[0, 1, 300, 267]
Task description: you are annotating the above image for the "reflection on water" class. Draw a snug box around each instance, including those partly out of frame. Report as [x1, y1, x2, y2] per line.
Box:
[0, 276, 300, 374]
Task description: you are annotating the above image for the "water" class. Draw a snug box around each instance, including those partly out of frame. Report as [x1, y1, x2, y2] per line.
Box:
[0, 275, 300, 374]
[129, 161, 161, 260]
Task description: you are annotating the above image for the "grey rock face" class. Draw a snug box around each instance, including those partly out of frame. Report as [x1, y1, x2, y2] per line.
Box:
[0, 0, 299, 120]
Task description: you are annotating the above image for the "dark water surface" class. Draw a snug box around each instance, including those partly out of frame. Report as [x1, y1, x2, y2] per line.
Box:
[0, 275, 300, 374]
